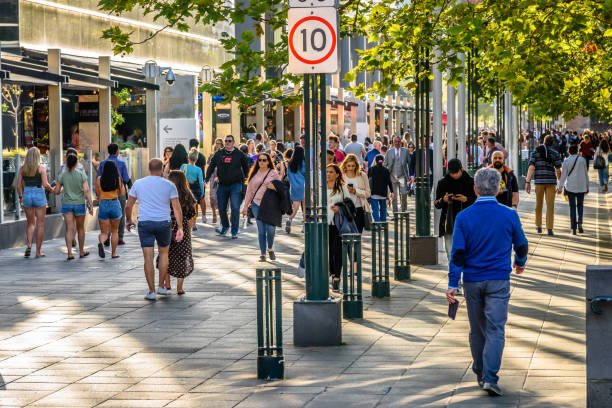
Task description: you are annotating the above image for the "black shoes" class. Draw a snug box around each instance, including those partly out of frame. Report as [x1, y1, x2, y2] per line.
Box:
[268, 250, 276, 261]
[548, 229, 554, 236]
[483, 382, 503, 396]
[537, 227, 542, 234]
[332, 278, 340, 292]
[572, 229, 577, 235]
[98, 243, 105, 258]
[477, 376, 484, 388]
[578, 225, 584, 233]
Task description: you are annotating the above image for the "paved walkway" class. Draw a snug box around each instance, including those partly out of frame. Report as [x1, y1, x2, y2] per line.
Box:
[0, 175, 609, 407]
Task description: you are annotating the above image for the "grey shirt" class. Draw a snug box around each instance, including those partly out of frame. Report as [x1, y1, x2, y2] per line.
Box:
[344, 142, 365, 165]
[557, 155, 589, 194]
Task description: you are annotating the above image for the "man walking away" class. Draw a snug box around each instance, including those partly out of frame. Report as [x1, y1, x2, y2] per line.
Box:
[344, 134, 366, 167]
[525, 135, 562, 235]
[189, 138, 208, 223]
[125, 159, 183, 300]
[434, 158, 476, 262]
[447, 168, 528, 397]
[489, 151, 519, 209]
[98, 143, 131, 246]
[205, 135, 250, 239]
[384, 136, 411, 214]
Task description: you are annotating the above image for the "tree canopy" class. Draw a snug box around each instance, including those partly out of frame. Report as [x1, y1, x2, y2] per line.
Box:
[98, 0, 612, 119]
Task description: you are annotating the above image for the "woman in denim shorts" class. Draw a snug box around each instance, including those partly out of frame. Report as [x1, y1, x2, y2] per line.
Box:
[17, 147, 53, 258]
[54, 154, 94, 260]
[96, 160, 125, 259]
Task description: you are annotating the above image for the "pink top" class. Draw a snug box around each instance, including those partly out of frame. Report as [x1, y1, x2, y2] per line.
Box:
[244, 169, 281, 206]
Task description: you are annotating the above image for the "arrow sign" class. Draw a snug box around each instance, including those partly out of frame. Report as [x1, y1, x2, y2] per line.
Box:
[163, 125, 173, 133]
[288, 7, 338, 74]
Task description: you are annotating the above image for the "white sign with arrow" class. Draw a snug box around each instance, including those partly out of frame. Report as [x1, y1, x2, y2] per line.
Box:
[158, 118, 197, 153]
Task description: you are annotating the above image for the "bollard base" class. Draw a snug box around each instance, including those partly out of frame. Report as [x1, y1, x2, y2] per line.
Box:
[257, 355, 284, 381]
[371, 281, 390, 298]
[293, 298, 342, 347]
[394, 265, 411, 281]
[343, 300, 363, 319]
[409, 236, 438, 265]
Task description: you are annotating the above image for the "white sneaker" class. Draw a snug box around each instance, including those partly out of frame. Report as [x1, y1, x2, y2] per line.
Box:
[156, 287, 168, 295]
[144, 291, 156, 301]
[202, 215, 207, 223]
[297, 266, 305, 278]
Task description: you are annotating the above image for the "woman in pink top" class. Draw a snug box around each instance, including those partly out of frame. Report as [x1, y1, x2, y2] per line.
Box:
[242, 152, 281, 262]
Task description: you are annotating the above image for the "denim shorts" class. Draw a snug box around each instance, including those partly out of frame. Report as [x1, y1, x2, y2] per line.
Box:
[98, 199, 122, 220]
[61, 203, 86, 216]
[137, 220, 172, 248]
[22, 186, 47, 208]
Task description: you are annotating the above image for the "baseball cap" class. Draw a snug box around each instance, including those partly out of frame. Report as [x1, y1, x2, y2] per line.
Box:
[447, 158, 462, 174]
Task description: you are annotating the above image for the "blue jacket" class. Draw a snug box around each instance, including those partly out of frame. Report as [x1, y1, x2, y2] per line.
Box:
[448, 196, 528, 289]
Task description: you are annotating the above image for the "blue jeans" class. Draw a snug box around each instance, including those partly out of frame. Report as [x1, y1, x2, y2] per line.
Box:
[566, 191, 585, 230]
[251, 203, 276, 255]
[216, 183, 242, 235]
[370, 198, 387, 222]
[597, 167, 609, 187]
[463, 279, 510, 385]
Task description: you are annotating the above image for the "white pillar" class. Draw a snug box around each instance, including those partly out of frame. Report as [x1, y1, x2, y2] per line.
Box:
[457, 53, 467, 165]
[275, 101, 284, 142]
[98, 56, 111, 151]
[447, 73, 456, 159]
[511, 103, 519, 171]
[201, 92, 213, 157]
[48, 49, 63, 184]
[433, 50, 443, 235]
[145, 77, 159, 159]
[231, 101, 241, 140]
[504, 89, 512, 166]
[368, 99, 375, 139]
[256, 102, 265, 135]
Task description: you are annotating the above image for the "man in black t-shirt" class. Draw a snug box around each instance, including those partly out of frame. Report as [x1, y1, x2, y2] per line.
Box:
[490, 151, 519, 209]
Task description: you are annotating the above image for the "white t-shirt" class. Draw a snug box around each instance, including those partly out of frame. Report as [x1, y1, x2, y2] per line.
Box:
[129, 176, 178, 222]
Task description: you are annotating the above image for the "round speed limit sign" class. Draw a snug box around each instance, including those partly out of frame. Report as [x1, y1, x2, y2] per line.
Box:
[288, 7, 338, 74]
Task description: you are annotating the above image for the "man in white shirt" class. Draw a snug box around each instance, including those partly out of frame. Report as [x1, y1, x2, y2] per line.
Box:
[126, 159, 183, 300]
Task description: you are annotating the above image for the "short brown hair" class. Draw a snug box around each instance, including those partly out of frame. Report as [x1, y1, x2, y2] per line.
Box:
[149, 158, 163, 172]
[328, 135, 339, 144]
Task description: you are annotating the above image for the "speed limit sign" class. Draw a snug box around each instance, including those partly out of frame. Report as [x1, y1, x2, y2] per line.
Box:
[288, 7, 338, 74]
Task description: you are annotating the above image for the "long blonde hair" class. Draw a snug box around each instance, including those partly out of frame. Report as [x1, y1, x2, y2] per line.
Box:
[22, 147, 41, 177]
[340, 153, 361, 175]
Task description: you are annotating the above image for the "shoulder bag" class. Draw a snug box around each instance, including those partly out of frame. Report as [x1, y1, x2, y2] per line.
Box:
[247, 170, 271, 218]
[563, 156, 579, 197]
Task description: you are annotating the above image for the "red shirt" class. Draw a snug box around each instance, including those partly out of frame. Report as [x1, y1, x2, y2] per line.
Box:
[334, 149, 345, 163]
[580, 141, 593, 158]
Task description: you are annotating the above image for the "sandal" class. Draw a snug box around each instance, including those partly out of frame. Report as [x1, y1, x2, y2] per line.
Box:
[177, 290, 185, 295]
[67, 256, 75, 261]
[35, 253, 46, 258]
[24, 247, 31, 258]
[112, 255, 120, 259]
[79, 251, 90, 258]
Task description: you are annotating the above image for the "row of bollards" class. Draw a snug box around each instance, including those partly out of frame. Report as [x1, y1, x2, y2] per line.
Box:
[257, 212, 412, 380]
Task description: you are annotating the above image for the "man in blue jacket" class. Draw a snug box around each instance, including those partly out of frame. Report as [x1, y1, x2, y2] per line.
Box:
[446, 168, 528, 397]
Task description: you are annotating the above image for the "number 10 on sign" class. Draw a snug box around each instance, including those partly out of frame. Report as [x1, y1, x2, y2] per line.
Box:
[288, 7, 338, 74]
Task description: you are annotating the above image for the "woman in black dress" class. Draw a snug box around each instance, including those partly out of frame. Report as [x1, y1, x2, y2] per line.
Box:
[165, 170, 197, 294]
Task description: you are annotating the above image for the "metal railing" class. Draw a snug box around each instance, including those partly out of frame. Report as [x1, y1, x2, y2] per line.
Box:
[256, 268, 284, 380]
[371, 222, 390, 298]
[342, 233, 363, 319]
[393, 212, 411, 281]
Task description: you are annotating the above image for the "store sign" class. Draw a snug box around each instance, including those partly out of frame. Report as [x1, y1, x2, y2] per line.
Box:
[0, 0, 19, 49]
[216, 108, 231, 124]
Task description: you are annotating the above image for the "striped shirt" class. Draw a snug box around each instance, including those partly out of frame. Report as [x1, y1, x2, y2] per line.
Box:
[529, 147, 562, 184]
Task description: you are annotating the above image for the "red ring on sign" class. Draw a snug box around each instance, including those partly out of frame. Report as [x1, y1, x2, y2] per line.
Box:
[289, 16, 337, 65]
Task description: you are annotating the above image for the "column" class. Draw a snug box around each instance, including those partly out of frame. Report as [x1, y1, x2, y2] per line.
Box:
[432, 52, 443, 234]
[98, 56, 112, 151]
[275, 101, 284, 142]
[48, 49, 63, 184]
[504, 89, 512, 167]
[511, 103, 519, 171]
[368, 100, 375, 139]
[145, 77, 159, 159]
[447, 72, 456, 159]
[325, 85, 332, 139]
[256, 102, 265, 135]
[201, 92, 213, 157]
[231, 101, 241, 140]
[457, 53, 467, 165]
[386, 95, 392, 137]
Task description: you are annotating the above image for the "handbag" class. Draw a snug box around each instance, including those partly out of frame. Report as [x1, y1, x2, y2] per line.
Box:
[563, 156, 579, 197]
[247, 169, 271, 218]
[363, 210, 373, 231]
[594, 152, 606, 169]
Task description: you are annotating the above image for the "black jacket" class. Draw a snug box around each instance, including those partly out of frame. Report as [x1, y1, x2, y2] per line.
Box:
[205, 148, 250, 186]
[257, 180, 292, 227]
[368, 164, 393, 197]
[434, 172, 476, 237]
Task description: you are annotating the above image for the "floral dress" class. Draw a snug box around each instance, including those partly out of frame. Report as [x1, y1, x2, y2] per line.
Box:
[168, 205, 196, 278]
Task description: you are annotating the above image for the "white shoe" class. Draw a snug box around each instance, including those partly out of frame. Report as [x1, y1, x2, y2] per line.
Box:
[202, 216, 207, 223]
[297, 266, 305, 278]
[156, 287, 168, 295]
[144, 291, 156, 301]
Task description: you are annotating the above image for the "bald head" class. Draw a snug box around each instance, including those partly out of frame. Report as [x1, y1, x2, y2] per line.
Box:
[491, 150, 505, 169]
[149, 158, 163, 175]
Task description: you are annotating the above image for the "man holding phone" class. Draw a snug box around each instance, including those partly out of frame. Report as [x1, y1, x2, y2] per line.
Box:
[434, 159, 476, 262]
[446, 168, 528, 397]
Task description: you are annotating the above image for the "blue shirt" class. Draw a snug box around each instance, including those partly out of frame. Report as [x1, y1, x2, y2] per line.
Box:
[180, 164, 204, 194]
[98, 155, 130, 184]
[365, 149, 380, 169]
[449, 196, 528, 289]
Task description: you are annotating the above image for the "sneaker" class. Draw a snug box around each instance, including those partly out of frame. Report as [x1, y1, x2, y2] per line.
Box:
[202, 215, 207, 223]
[572, 229, 577, 235]
[578, 225, 584, 233]
[548, 229, 554, 236]
[144, 291, 156, 301]
[216, 227, 228, 236]
[268, 250, 276, 261]
[118, 240, 126, 246]
[297, 266, 305, 278]
[259, 255, 266, 262]
[332, 279, 340, 292]
[192, 225, 198, 232]
[156, 287, 169, 295]
[285, 220, 292, 234]
[231, 233, 238, 239]
[483, 382, 503, 396]
[301, 225, 305, 233]
[537, 227, 542, 234]
[477, 375, 484, 388]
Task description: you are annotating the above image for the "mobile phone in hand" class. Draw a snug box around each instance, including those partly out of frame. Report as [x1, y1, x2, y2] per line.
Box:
[448, 300, 459, 320]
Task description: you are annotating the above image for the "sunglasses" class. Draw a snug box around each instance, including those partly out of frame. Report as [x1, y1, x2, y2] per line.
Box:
[258, 159, 268, 162]
[225, 139, 234, 143]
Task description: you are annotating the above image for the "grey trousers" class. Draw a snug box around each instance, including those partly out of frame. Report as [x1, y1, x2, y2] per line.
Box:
[391, 180, 408, 213]
[463, 279, 510, 385]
